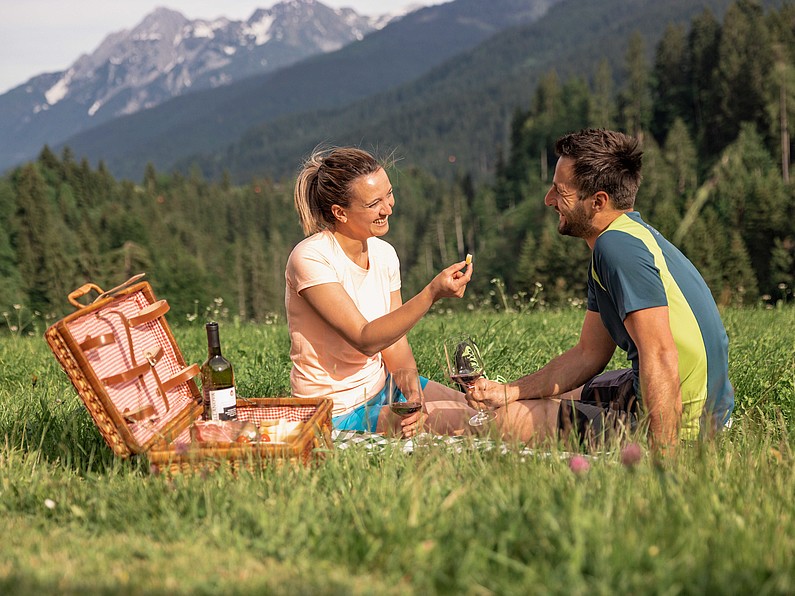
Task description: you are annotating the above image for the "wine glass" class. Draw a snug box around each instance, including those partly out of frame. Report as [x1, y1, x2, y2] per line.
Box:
[387, 368, 425, 438]
[444, 336, 496, 426]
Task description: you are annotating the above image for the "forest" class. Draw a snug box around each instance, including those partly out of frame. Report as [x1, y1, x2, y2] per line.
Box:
[1, 0, 793, 328]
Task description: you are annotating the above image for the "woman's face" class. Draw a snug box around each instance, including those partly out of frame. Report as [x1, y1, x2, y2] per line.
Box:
[336, 167, 394, 240]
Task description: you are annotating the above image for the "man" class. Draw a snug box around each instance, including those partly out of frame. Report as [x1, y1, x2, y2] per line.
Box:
[468, 129, 734, 452]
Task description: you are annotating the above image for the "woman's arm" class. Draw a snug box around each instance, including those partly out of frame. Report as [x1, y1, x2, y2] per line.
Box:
[380, 289, 417, 371]
[300, 260, 472, 357]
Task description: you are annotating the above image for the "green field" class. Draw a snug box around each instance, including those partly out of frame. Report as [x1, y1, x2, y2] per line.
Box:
[1, 308, 793, 594]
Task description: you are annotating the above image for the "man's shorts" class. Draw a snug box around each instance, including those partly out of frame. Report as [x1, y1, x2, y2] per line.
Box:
[558, 368, 641, 446]
[332, 374, 431, 432]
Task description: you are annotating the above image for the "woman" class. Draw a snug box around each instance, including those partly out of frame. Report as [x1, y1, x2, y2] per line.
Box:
[285, 147, 479, 437]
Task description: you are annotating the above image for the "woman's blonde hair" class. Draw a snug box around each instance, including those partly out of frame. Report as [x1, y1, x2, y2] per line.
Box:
[294, 147, 382, 236]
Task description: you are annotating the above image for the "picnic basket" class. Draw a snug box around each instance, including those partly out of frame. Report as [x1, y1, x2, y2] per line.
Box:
[44, 274, 333, 473]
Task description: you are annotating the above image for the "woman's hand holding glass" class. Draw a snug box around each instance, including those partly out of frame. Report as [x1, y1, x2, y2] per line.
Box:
[387, 368, 426, 439]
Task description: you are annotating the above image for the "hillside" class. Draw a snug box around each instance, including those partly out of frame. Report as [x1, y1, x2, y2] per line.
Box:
[194, 0, 776, 182]
[56, 0, 562, 181]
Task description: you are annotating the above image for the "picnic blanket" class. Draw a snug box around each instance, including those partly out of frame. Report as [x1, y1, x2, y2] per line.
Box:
[332, 429, 543, 456]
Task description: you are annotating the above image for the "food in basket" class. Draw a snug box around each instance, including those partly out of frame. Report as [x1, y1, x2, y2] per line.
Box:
[259, 419, 304, 443]
[189, 418, 304, 444]
[191, 420, 263, 443]
[235, 421, 263, 443]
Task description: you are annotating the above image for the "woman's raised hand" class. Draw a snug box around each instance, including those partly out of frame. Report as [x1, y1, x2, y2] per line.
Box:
[428, 259, 473, 301]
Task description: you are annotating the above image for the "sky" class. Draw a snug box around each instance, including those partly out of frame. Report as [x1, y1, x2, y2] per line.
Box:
[0, 0, 425, 94]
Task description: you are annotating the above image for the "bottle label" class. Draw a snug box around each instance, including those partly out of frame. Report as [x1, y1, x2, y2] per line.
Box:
[208, 387, 237, 421]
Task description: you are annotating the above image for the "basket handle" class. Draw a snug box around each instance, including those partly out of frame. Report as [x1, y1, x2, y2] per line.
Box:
[68, 283, 105, 308]
[67, 273, 147, 309]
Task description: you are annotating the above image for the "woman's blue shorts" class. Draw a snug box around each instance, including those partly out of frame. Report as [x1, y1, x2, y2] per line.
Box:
[331, 373, 430, 432]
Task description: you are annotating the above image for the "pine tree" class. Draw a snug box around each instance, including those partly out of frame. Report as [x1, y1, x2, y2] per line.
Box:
[687, 9, 722, 159]
[0, 179, 23, 311]
[651, 23, 690, 143]
[769, 237, 794, 303]
[722, 230, 759, 306]
[619, 31, 653, 140]
[588, 59, 616, 129]
[713, 0, 773, 150]
[11, 164, 78, 312]
[662, 118, 699, 202]
[712, 124, 787, 296]
[636, 136, 679, 238]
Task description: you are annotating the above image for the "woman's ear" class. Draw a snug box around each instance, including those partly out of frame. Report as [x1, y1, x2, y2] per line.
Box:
[331, 204, 348, 223]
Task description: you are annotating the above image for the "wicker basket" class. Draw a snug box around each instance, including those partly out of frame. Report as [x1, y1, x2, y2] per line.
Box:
[45, 275, 333, 472]
[147, 398, 333, 475]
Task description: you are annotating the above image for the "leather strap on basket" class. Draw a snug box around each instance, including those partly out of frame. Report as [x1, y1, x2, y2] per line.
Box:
[78, 288, 196, 422]
[128, 300, 169, 327]
[79, 333, 116, 352]
[122, 404, 157, 423]
[102, 346, 165, 386]
[161, 363, 200, 393]
[101, 348, 199, 417]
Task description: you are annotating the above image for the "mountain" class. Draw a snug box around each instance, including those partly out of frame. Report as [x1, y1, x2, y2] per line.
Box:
[0, 0, 383, 171]
[51, 0, 562, 181]
[185, 0, 782, 182]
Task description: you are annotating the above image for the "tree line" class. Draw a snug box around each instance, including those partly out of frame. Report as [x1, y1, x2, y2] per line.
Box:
[1, 0, 793, 329]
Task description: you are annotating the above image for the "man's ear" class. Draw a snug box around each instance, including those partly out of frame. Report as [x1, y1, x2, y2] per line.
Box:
[592, 191, 610, 212]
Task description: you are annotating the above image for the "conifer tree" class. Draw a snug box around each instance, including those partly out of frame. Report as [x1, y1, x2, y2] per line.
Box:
[714, 0, 773, 150]
[651, 24, 690, 143]
[686, 9, 722, 159]
[588, 59, 616, 129]
[636, 137, 679, 238]
[11, 164, 78, 312]
[662, 118, 699, 202]
[713, 124, 787, 296]
[723, 230, 759, 305]
[0, 179, 23, 311]
[619, 31, 653, 140]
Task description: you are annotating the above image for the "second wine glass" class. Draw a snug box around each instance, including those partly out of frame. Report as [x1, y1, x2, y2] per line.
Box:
[444, 336, 496, 426]
[387, 368, 425, 436]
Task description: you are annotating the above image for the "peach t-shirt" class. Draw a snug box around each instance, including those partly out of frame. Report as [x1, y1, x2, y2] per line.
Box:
[285, 230, 401, 417]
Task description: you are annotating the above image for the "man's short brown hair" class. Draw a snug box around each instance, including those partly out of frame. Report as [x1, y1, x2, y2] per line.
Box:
[554, 129, 643, 210]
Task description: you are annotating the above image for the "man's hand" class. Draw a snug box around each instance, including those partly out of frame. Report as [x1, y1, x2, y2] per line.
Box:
[466, 378, 518, 410]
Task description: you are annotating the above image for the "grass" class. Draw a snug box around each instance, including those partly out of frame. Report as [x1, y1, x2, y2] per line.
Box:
[1, 308, 794, 594]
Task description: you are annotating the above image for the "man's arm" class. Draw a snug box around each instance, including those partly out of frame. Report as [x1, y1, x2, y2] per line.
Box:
[469, 309, 616, 409]
[623, 305, 682, 452]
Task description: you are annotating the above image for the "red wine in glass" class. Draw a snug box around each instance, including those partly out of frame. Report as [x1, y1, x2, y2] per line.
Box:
[444, 336, 496, 426]
[387, 368, 426, 439]
[390, 401, 423, 417]
[450, 370, 483, 390]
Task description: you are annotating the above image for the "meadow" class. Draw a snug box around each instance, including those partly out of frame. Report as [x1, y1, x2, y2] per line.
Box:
[1, 307, 793, 595]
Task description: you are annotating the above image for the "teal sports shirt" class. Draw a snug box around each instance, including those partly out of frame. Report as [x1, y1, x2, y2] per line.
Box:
[587, 211, 734, 439]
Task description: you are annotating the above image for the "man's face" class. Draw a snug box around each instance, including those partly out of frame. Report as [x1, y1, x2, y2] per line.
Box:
[544, 157, 597, 239]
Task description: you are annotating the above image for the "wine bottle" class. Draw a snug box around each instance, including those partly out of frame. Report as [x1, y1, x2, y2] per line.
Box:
[201, 321, 237, 421]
